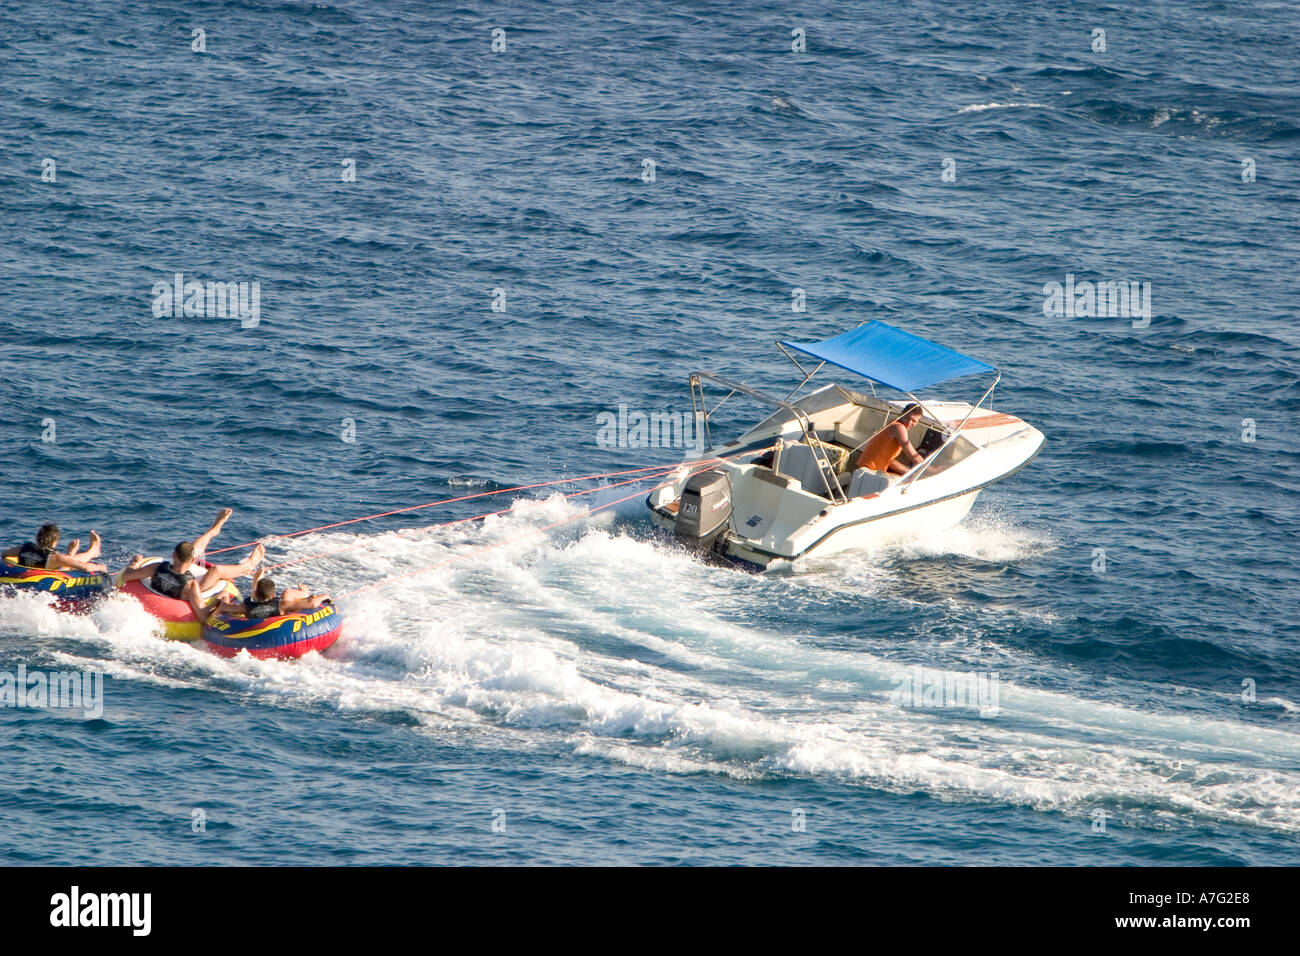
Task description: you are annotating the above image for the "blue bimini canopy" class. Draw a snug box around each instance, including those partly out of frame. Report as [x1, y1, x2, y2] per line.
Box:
[781, 321, 995, 393]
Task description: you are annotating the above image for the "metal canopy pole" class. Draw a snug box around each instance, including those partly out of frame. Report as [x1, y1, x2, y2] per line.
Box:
[777, 342, 826, 401]
[691, 370, 847, 503]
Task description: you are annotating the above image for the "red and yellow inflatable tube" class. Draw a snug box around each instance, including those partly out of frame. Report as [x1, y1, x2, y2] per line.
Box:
[119, 574, 240, 641]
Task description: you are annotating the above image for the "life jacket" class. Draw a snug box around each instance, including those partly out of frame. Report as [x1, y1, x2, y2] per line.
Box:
[17, 542, 51, 569]
[243, 594, 281, 619]
[150, 561, 195, 599]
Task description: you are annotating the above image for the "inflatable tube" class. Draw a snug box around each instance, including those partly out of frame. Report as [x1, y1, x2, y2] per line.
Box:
[120, 571, 240, 641]
[0, 557, 113, 608]
[201, 603, 343, 660]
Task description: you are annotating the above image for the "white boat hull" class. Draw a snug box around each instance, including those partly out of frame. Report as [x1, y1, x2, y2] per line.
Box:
[650, 484, 985, 570]
[730, 488, 981, 566]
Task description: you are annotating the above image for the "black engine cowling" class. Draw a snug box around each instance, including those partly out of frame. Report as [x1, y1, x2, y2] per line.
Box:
[673, 469, 732, 550]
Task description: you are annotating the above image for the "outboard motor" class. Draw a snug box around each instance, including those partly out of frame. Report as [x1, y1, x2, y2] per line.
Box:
[674, 469, 733, 551]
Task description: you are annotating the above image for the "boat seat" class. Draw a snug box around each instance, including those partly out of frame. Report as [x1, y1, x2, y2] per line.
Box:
[847, 468, 890, 498]
[832, 422, 866, 448]
[775, 442, 833, 497]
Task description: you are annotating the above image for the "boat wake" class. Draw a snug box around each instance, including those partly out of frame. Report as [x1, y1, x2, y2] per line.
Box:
[4, 494, 1298, 836]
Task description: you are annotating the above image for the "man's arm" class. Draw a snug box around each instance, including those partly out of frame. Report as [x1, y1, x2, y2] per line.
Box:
[1, 545, 20, 560]
[891, 422, 925, 466]
[119, 558, 162, 583]
[208, 596, 247, 619]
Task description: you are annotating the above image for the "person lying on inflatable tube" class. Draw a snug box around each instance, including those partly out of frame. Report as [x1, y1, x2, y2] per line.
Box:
[3, 523, 108, 573]
[119, 508, 265, 620]
[208, 568, 331, 621]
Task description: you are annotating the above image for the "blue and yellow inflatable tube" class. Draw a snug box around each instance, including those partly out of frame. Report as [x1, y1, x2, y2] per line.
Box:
[201, 603, 343, 660]
[0, 557, 112, 606]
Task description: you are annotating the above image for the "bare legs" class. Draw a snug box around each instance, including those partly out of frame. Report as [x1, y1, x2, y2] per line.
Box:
[192, 508, 233, 563]
[278, 585, 330, 614]
[65, 531, 102, 560]
[55, 530, 107, 572]
[195, 543, 264, 591]
[189, 544, 265, 620]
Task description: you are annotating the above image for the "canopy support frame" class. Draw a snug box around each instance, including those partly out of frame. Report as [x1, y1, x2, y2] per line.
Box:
[777, 342, 828, 401]
[690, 371, 848, 504]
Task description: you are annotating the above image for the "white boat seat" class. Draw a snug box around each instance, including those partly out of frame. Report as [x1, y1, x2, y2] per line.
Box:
[775, 442, 833, 496]
[847, 468, 890, 497]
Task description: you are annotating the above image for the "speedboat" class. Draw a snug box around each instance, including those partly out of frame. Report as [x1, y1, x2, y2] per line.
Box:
[646, 321, 1044, 570]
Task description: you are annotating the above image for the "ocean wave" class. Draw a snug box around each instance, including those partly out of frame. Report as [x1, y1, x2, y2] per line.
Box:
[957, 101, 1051, 114]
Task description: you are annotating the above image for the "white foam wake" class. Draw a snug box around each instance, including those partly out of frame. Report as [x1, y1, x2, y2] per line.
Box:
[958, 101, 1051, 113]
[4, 493, 1296, 834]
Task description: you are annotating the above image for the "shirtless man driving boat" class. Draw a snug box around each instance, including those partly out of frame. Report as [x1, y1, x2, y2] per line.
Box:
[856, 403, 928, 477]
[119, 508, 264, 619]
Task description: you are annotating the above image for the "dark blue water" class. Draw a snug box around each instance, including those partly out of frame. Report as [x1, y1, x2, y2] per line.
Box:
[2, 0, 1298, 864]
